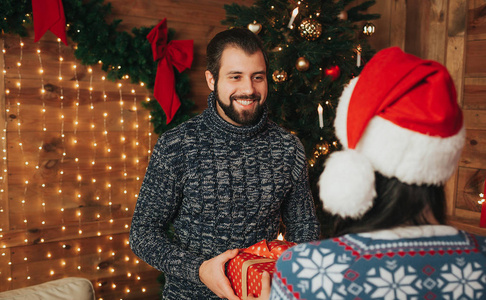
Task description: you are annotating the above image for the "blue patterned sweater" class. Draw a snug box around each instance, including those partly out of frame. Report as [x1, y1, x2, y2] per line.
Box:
[129, 92, 320, 299]
[270, 225, 486, 300]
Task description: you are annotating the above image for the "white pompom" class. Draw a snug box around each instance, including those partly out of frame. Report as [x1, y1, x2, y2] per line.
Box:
[318, 149, 376, 218]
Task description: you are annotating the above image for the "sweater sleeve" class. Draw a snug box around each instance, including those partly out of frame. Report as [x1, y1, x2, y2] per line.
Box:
[281, 139, 320, 243]
[129, 133, 205, 284]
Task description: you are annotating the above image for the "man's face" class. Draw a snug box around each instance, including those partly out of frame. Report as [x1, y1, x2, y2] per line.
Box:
[205, 46, 268, 126]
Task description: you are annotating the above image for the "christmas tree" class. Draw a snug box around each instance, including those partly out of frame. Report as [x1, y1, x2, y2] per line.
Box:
[223, 0, 379, 236]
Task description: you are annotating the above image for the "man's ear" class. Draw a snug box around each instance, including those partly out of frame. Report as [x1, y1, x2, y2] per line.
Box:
[205, 70, 215, 91]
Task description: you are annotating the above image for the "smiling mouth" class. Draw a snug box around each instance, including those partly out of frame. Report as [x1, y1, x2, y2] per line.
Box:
[231, 95, 260, 106]
[235, 99, 256, 106]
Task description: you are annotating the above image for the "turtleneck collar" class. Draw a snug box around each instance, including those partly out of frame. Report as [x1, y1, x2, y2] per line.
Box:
[203, 92, 268, 139]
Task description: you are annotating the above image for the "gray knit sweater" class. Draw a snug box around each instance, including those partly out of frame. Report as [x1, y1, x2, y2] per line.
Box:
[129, 92, 319, 299]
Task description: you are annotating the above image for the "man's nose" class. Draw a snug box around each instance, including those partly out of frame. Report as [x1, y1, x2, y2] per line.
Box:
[240, 77, 256, 95]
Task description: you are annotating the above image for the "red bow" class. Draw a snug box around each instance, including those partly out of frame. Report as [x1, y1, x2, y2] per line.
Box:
[242, 239, 295, 259]
[32, 0, 68, 45]
[147, 19, 193, 124]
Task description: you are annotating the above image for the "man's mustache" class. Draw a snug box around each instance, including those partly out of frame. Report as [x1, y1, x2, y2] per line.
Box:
[230, 94, 261, 101]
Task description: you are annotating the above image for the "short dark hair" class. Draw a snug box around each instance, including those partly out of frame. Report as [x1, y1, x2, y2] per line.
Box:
[331, 172, 447, 237]
[206, 28, 269, 83]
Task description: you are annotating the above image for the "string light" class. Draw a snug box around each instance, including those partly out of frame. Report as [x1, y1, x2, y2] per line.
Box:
[1, 28, 155, 297]
[101, 75, 113, 215]
[72, 60, 83, 214]
[478, 193, 485, 205]
[119, 81, 128, 210]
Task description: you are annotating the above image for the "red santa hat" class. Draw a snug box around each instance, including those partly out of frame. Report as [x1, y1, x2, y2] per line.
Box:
[318, 47, 465, 218]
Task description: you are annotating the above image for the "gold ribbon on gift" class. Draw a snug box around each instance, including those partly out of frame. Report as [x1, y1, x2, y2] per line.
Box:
[241, 258, 275, 300]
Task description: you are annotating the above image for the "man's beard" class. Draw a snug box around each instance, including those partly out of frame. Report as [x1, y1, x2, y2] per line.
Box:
[214, 85, 264, 126]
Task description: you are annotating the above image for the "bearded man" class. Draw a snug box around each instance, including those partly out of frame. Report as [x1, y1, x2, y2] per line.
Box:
[129, 28, 319, 299]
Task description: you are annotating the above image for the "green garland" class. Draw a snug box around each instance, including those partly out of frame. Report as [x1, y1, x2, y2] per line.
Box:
[1, 0, 195, 134]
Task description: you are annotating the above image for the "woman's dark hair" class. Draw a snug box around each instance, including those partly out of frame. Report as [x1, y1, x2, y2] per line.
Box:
[331, 172, 447, 237]
[206, 28, 269, 83]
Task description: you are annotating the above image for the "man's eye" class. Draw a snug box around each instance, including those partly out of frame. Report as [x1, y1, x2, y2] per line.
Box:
[230, 75, 241, 80]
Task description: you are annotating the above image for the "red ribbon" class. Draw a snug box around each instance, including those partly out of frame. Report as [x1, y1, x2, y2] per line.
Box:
[32, 0, 68, 45]
[147, 19, 193, 124]
[480, 178, 486, 228]
[242, 239, 295, 260]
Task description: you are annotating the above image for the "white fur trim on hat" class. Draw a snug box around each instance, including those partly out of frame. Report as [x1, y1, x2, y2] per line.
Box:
[318, 149, 376, 218]
[334, 76, 359, 149]
[358, 117, 465, 186]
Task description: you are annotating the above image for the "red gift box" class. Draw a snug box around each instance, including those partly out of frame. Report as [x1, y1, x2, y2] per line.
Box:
[227, 239, 296, 299]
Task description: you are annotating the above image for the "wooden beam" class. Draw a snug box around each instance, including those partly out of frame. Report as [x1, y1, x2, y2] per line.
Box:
[445, 0, 467, 219]
[390, 0, 407, 49]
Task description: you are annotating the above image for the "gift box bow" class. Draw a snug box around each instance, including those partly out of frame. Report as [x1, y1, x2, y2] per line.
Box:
[238, 239, 296, 299]
[241, 239, 294, 259]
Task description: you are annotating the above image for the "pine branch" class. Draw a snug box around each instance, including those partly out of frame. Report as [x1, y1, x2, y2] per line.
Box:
[347, 0, 381, 22]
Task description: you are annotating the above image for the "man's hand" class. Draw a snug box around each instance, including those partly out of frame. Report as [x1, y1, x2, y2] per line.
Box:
[248, 271, 271, 300]
[199, 249, 240, 300]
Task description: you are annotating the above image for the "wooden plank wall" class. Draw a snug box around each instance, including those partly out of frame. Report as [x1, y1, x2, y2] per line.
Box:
[363, 0, 407, 50]
[453, 0, 486, 234]
[0, 31, 161, 299]
[0, 0, 251, 299]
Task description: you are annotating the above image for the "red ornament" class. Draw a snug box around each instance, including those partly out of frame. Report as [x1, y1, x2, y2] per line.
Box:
[324, 65, 341, 81]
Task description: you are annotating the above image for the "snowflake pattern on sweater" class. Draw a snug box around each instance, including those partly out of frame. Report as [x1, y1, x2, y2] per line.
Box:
[270, 225, 486, 300]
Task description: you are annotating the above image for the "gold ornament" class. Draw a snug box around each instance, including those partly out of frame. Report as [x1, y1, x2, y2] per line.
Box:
[269, 17, 276, 27]
[314, 141, 330, 158]
[298, 18, 322, 41]
[247, 21, 262, 34]
[272, 70, 288, 83]
[295, 57, 310, 72]
[337, 10, 348, 20]
[308, 158, 316, 168]
[363, 22, 376, 36]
